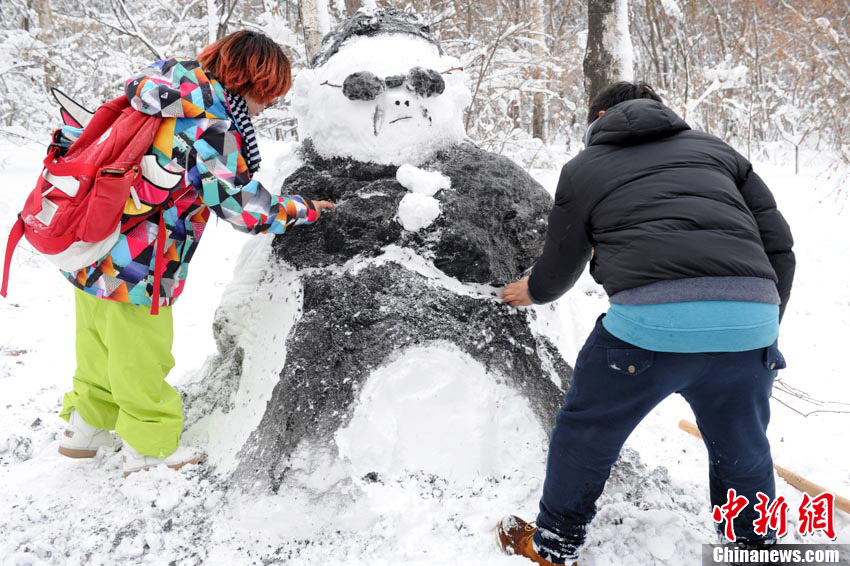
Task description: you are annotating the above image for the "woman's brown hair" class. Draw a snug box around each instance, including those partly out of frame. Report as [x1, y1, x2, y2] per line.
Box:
[198, 30, 292, 104]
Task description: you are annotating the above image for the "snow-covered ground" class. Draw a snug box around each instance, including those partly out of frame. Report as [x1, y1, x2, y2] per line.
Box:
[0, 138, 847, 566]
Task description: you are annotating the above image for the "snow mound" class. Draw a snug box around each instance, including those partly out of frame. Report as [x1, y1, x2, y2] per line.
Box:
[396, 163, 451, 196]
[336, 344, 546, 484]
[397, 192, 441, 231]
[181, 234, 303, 474]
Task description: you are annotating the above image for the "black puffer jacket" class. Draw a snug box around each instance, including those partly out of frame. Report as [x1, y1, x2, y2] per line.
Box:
[528, 99, 795, 318]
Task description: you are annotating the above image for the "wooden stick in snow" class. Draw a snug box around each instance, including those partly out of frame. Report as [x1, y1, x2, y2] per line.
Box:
[678, 419, 850, 515]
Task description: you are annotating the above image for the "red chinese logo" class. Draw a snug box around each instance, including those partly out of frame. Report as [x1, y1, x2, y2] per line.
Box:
[753, 492, 788, 538]
[713, 490, 837, 542]
[712, 489, 750, 542]
[798, 492, 836, 540]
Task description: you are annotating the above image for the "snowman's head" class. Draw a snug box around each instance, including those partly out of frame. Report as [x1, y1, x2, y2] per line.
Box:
[293, 9, 472, 165]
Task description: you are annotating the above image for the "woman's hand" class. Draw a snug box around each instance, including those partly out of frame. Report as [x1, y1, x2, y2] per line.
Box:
[501, 277, 533, 307]
[313, 200, 336, 219]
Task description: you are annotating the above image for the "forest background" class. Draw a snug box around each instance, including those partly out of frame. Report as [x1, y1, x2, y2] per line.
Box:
[0, 0, 847, 172]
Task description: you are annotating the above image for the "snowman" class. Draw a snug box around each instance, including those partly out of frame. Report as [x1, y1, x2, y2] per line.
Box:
[184, 9, 573, 489]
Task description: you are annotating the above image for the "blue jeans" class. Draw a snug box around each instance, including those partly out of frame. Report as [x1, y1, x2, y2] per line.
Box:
[533, 316, 785, 564]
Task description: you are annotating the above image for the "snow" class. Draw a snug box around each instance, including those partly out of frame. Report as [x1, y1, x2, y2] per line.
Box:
[704, 61, 749, 87]
[397, 192, 441, 231]
[395, 164, 450, 230]
[253, 11, 299, 47]
[345, 244, 500, 300]
[336, 344, 547, 484]
[316, 0, 331, 35]
[292, 34, 471, 165]
[396, 163, 451, 196]
[659, 0, 683, 20]
[181, 233, 303, 473]
[688, 57, 749, 117]
[0, 137, 848, 565]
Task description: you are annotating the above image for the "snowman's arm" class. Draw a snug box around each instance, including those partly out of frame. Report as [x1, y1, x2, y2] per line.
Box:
[527, 169, 593, 304]
[188, 119, 318, 234]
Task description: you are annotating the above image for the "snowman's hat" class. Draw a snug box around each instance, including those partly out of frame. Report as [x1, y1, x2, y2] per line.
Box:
[312, 8, 443, 68]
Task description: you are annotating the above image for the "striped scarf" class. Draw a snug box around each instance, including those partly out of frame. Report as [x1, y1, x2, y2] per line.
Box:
[224, 89, 261, 175]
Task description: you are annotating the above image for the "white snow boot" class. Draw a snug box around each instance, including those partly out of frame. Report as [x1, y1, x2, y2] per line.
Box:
[58, 409, 121, 458]
[121, 442, 206, 477]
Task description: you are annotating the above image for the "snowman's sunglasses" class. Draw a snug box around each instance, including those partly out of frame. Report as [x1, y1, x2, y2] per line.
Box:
[321, 66, 463, 102]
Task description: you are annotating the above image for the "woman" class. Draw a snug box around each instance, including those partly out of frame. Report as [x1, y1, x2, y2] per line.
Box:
[56, 31, 334, 476]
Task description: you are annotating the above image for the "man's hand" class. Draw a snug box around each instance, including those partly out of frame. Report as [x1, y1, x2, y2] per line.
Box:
[313, 200, 336, 219]
[502, 277, 533, 307]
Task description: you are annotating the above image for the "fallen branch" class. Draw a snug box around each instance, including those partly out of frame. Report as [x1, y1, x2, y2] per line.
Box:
[0, 128, 47, 146]
[678, 419, 850, 515]
[772, 377, 850, 418]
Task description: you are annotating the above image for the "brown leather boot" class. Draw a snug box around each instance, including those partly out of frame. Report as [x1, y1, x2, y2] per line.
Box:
[496, 515, 578, 566]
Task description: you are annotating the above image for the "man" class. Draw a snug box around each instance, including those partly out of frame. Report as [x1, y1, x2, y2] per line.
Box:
[497, 82, 795, 565]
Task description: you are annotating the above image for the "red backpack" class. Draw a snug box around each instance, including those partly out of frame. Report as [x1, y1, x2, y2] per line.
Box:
[2, 93, 181, 314]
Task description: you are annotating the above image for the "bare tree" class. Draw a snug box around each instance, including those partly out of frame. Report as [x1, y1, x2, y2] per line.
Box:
[301, 0, 323, 64]
[584, 0, 633, 107]
[86, 0, 164, 59]
[3, 0, 848, 170]
[206, 0, 239, 42]
[531, 0, 546, 141]
[343, 0, 362, 16]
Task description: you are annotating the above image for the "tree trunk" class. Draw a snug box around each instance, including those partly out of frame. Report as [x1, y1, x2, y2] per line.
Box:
[216, 0, 237, 40]
[31, 0, 53, 32]
[301, 0, 323, 65]
[531, 0, 546, 141]
[583, 0, 634, 108]
[205, 0, 218, 44]
[344, 0, 361, 15]
[31, 0, 57, 90]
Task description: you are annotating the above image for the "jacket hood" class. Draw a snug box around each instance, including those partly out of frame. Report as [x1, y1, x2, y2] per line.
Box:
[587, 99, 690, 146]
[125, 58, 230, 120]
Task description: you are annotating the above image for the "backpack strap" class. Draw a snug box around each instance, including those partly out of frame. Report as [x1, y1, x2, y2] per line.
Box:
[1, 216, 25, 298]
[42, 149, 98, 179]
[150, 211, 167, 316]
[67, 96, 129, 150]
[147, 186, 194, 315]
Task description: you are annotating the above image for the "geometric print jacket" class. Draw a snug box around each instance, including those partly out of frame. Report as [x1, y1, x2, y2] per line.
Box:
[63, 58, 317, 308]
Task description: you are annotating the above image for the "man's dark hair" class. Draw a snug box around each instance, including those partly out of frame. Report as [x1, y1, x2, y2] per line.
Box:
[588, 82, 662, 124]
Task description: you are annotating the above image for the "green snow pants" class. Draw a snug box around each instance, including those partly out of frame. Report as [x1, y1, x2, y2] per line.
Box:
[60, 288, 183, 458]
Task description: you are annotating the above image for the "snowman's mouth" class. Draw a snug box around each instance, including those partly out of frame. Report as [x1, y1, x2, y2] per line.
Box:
[372, 106, 431, 136]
